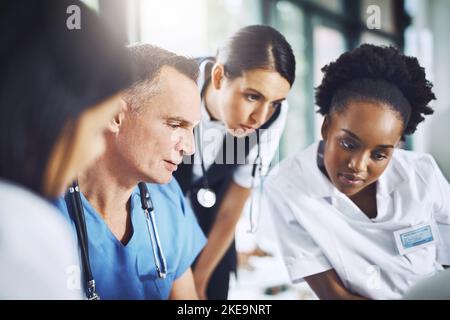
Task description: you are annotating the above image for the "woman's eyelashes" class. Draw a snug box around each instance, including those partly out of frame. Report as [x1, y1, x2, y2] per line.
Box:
[245, 93, 260, 102]
[371, 151, 388, 161]
[244, 93, 283, 110]
[340, 138, 357, 151]
[339, 138, 389, 162]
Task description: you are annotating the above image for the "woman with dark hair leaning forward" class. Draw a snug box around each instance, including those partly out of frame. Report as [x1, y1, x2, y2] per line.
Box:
[0, 0, 134, 299]
[173, 25, 296, 299]
[265, 44, 449, 299]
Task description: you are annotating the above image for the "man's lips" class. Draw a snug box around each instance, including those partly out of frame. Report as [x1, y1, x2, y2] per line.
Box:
[163, 160, 181, 172]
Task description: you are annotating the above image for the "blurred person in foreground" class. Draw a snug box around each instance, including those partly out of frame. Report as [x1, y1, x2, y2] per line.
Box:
[0, 0, 134, 299]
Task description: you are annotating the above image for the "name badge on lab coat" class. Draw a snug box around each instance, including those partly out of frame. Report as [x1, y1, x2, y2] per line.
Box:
[394, 222, 439, 255]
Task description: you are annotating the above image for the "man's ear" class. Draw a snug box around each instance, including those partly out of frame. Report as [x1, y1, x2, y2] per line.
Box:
[211, 63, 225, 90]
[321, 115, 331, 141]
[108, 98, 128, 134]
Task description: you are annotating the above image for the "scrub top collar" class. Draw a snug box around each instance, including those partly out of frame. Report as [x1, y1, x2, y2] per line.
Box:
[302, 141, 407, 201]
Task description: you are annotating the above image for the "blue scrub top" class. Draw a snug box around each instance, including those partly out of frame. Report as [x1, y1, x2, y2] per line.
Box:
[55, 178, 207, 300]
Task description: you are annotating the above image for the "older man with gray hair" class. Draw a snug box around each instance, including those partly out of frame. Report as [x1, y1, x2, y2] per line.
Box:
[55, 44, 205, 300]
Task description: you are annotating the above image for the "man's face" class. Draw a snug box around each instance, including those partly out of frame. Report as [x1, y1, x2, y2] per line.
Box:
[115, 66, 201, 184]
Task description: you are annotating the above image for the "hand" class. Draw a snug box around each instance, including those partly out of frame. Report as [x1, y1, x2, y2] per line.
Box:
[193, 268, 210, 300]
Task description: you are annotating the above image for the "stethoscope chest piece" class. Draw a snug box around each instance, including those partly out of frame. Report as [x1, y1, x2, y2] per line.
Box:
[197, 188, 216, 208]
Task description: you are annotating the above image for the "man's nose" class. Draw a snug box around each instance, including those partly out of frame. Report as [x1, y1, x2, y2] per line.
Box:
[180, 130, 195, 156]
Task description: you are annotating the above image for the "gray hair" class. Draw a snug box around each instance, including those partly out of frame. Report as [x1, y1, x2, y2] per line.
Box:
[123, 43, 199, 112]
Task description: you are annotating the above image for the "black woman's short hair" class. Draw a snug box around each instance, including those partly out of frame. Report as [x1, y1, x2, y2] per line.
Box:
[315, 44, 435, 135]
[0, 0, 134, 195]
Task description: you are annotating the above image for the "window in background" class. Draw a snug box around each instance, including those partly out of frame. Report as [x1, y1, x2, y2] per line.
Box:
[134, 0, 262, 57]
[81, 0, 99, 12]
[138, 0, 208, 56]
[312, 23, 346, 140]
[403, 0, 434, 155]
[307, 0, 344, 13]
[271, 0, 349, 155]
[273, 1, 310, 158]
[204, 0, 262, 56]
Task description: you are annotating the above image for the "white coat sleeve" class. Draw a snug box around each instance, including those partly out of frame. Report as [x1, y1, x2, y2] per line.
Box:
[426, 155, 450, 265]
[264, 170, 333, 283]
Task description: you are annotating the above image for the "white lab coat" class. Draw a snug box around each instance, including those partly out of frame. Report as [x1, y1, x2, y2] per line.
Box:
[0, 180, 82, 299]
[404, 268, 450, 299]
[265, 142, 450, 299]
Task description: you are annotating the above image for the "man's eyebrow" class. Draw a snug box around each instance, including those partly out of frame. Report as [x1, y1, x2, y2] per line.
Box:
[165, 116, 193, 126]
[341, 129, 394, 149]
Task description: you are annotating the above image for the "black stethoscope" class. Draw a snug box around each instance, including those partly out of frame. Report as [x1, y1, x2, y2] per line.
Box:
[195, 124, 263, 233]
[195, 60, 264, 229]
[67, 181, 99, 300]
[68, 181, 167, 300]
